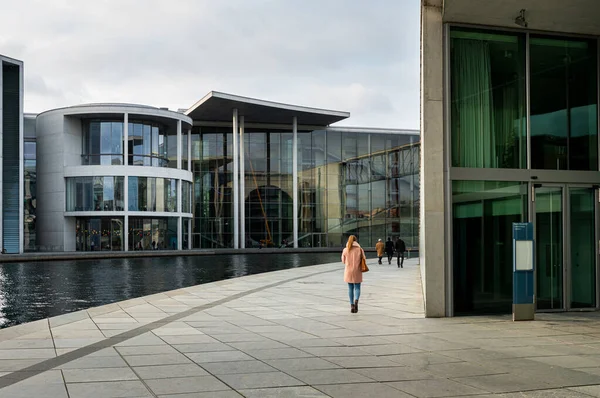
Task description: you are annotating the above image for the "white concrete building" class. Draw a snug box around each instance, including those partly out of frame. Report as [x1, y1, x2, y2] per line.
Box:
[36, 104, 193, 252]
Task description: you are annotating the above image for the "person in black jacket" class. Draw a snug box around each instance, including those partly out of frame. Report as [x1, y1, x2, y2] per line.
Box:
[395, 237, 406, 268]
[384, 237, 394, 265]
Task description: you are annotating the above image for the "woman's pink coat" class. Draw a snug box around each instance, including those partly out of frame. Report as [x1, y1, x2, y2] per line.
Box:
[341, 241, 364, 283]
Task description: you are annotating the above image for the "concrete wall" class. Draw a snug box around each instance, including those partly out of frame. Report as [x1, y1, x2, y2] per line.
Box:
[36, 111, 67, 251]
[420, 0, 446, 317]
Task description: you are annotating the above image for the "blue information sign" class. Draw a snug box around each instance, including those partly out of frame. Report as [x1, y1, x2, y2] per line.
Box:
[513, 222, 535, 320]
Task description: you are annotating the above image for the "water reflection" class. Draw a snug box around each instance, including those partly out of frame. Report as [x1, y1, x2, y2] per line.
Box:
[0, 253, 341, 328]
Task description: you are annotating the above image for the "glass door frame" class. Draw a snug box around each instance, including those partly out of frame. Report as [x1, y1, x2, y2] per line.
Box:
[531, 183, 599, 312]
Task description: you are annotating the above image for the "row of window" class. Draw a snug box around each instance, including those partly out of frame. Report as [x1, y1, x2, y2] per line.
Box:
[75, 217, 189, 251]
[81, 121, 190, 169]
[66, 177, 192, 213]
[450, 27, 598, 171]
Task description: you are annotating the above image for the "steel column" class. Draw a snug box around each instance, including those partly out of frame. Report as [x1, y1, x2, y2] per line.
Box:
[293, 116, 298, 248]
[233, 109, 239, 249]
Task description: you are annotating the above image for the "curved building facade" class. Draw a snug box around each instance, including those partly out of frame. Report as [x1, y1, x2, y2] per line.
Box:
[36, 104, 193, 251]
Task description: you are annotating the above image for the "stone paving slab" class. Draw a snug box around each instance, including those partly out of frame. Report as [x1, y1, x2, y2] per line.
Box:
[4, 258, 600, 397]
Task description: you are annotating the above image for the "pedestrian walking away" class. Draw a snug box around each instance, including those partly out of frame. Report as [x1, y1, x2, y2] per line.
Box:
[385, 237, 394, 264]
[341, 235, 365, 313]
[395, 237, 406, 268]
[375, 239, 384, 264]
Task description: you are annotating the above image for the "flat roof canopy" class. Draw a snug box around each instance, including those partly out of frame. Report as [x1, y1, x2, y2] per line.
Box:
[185, 91, 350, 126]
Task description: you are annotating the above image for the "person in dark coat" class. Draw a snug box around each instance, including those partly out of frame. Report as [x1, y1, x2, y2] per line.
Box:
[395, 237, 406, 268]
[384, 237, 394, 265]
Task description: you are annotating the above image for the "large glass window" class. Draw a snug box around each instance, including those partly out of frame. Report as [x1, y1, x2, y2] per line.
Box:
[450, 28, 526, 169]
[82, 121, 124, 165]
[452, 181, 528, 315]
[128, 217, 177, 250]
[127, 121, 175, 168]
[66, 176, 124, 211]
[182, 181, 191, 213]
[24, 141, 36, 251]
[128, 177, 177, 212]
[76, 217, 123, 251]
[530, 36, 598, 170]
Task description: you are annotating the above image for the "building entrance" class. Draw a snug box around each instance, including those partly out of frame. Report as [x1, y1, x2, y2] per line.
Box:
[533, 185, 597, 311]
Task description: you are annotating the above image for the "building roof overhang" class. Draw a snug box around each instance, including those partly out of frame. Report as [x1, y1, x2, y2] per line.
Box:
[443, 0, 600, 36]
[185, 91, 350, 126]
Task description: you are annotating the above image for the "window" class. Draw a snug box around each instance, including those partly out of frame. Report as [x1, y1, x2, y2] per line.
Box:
[66, 177, 124, 211]
[450, 28, 527, 169]
[82, 121, 124, 165]
[530, 36, 598, 170]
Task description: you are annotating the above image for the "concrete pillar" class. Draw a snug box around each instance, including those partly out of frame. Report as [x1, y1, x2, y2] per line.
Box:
[232, 109, 239, 249]
[177, 179, 182, 250]
[123, 113, 129, 165]
[420, 0, 446, 317]
[239, 116, 245, 249]
[124, 175, 129, 252]
[177, 216, 182, 250]
[292, 117, 298, 248]
[177, 120, 182, 170]
[123, 114, 129, 252]
[187, 126, 192, 172]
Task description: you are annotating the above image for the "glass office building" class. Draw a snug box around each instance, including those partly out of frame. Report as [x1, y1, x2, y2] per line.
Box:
[192, 126, 419, 249]
[421, 0, 600, 316]
[26, 92, 419, 253]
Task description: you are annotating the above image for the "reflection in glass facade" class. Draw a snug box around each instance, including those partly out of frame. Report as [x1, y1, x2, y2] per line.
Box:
[530, 36, 598, 170]
[66, 177, 125, 211]
[182, 181, 191, 214]
[449, 26, 600, 315]
[24, 137, 36, 251]
[452, 181, 528, 315]
[450, 28, 526, 168]
[127, 121, 175, 168]
[82, 121, 124, 165]
[191, 127, 419, 249]
[128, 177, 177, 212]
[76, 217, 124, 251]
[128, 217, 178, 250]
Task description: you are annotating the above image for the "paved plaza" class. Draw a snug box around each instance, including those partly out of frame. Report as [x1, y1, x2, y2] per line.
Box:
[2, 258, 600, 397]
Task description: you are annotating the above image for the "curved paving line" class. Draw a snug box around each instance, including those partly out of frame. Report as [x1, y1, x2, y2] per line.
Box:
[0, 266, 339, 390]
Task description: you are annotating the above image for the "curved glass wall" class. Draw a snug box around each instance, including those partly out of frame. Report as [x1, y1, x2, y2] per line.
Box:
[182, 181, 191, 213]
[66, 177, 125, 211]
[128, 217, 177, 250]
[128, 177, 177, 212]
[191, 127, 419, 249]
[82, 121, 124, 165]
[76, 217, 124, 251]
[128, 121, 176, 168]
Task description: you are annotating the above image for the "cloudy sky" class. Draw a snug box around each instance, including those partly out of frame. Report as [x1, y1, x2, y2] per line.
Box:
[1, 0, 419, 128]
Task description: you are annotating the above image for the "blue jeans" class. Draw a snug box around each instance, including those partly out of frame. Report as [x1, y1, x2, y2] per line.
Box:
[348, 283, 361, 304]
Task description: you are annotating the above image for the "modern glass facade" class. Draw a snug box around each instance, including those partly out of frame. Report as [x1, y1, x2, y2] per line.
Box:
[76, 217, 124, 251]
[66, 176, 125, 211]
[449, 26, 600, 315]
[128, 217, 178, 250]
[191, 126, 419, 249]
[127, 121, 176, 168]
[23, 117, 36, 251]
[128, 177, 177, 212]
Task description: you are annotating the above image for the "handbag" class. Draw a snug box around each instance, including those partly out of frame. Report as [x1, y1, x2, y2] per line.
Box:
[360, 251, 369, 273]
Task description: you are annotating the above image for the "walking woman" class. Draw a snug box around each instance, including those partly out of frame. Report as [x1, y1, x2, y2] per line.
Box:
[341, 235, 365, 313]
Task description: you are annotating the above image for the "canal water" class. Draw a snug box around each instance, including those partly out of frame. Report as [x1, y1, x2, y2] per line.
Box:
[0, 252, 342, 328]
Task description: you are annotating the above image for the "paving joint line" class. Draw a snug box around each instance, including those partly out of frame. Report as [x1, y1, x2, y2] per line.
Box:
[0, 266, 338, 390]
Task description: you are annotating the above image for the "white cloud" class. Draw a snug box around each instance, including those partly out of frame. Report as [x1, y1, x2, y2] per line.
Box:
[0, 0, 419, 129]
